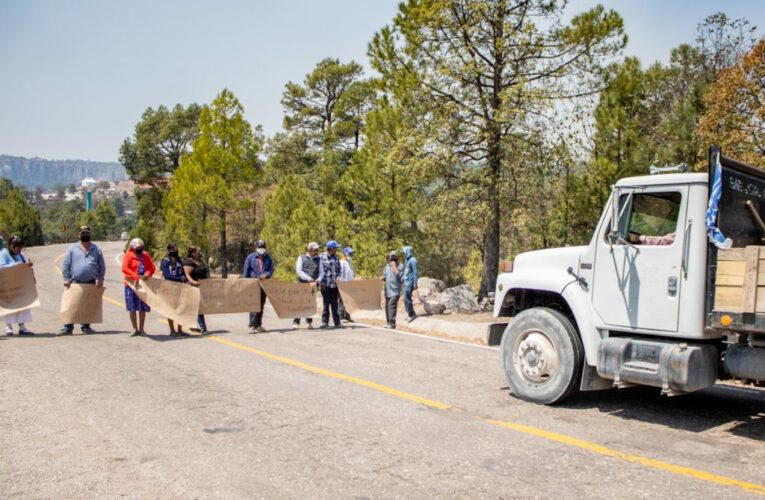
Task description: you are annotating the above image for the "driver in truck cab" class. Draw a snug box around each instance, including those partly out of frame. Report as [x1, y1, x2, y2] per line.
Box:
[627, 231, 676, 246]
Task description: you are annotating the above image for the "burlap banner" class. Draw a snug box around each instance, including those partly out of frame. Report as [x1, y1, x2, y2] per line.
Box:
[131, 278, 200, 326]
[0, 264, 40, 316]
[338, 279, 383, 313]
[259, 279, 318, 319]
[198, 278, 261, 315]
[60, 284, 104, 324]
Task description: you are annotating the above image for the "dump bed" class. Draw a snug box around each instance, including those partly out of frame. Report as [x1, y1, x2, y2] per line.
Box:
[706, 147, 765, 332]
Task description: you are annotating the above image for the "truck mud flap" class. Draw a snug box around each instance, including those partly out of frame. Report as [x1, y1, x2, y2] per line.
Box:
[487, 322, 509, 346]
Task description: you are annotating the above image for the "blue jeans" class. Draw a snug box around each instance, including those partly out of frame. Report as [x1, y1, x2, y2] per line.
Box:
[404, 286, 415, 318]
[197, 315, 207, 332]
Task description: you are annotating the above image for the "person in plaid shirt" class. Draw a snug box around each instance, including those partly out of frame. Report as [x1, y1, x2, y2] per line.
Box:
[317, 240, 342, 329]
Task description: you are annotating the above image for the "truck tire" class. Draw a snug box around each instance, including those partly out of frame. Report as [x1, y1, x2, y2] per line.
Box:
[500, 307, 584, 405]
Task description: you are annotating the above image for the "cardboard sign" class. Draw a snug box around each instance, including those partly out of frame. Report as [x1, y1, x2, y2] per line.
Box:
[60, 284, 104, 324]
[259, 279, 318, 319]
[131, 278, 200, 326]
[0, 264, 40, 315]
[198, 278, 261, 315]
[338, 279, 383, 313]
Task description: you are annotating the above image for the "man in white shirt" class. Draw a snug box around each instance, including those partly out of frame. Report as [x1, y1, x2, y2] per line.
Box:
[293, 242, 321, 329]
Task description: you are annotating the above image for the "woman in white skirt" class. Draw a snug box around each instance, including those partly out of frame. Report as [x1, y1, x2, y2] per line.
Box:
[0, 236, 34, 336]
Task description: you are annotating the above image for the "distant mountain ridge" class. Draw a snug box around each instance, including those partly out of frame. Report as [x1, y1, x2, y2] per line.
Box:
[0, 154, 127, 190]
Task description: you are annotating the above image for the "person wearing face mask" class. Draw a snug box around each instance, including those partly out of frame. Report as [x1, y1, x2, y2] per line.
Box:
[242, 239, 274, 333]
[59, 225, 106, 335]
[382, 250, 403, 329]
[317, 240, 343, 329]
[0, 236, 35, 335]
[121, 237, 156, 337]
[161, 243, 189, 337]
[183, 246, 210, 335]
[338, 246, 355, 322]
[293, 241, 321, 330]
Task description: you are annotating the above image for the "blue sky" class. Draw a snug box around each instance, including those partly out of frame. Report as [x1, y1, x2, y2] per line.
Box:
[1, 0, 763, 162]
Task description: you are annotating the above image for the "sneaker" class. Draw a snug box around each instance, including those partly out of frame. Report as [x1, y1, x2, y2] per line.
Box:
[384, 324, 395, 329]
[58, 328, 73, 336]
[334, 324, 344, 329]
[189, 327, 201, 333]
[292, 323, 299, 330]
[248, 326, 258, 334]
[18, 328, 34, 336]
[5, 326, 14, 336]
[200, 329, 210, 336]
[406, 315, 416, 323]
[319, 324, 329, 329]
[81, 326, 96, 334]
[256, 326, 266, 333]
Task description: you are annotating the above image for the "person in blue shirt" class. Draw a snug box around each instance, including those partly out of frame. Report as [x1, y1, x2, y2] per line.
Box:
[402, 245, 419, 323]
[60, 226, 105, 335]
[382, 250, 403, 329]
[160, 243, 189, 337]
[242, 239, 274, 333]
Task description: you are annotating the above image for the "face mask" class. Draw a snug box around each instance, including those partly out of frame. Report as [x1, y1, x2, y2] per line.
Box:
[80, 233, 91, 242]
[256, 248, 266, 256]
[135, 247, 144, 255]
[169, 251, 179, 258]
[346, 256, 353, 261]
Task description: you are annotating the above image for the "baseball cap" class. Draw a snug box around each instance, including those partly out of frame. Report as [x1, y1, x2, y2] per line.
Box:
[343, 246, 354, 255]
[307, 242, 320, 250]
[326, 240, 340, 250]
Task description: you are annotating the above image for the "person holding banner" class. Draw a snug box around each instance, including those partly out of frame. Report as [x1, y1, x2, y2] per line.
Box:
[293, 241, 321, 330]
[243, 239, 274, 334]
[338, 246, 354, 322]
[0, 237, 34, 336]
[161, 243, 189, 337]
[60, 225, 105, 335]
[183, 246, 210, 335]
[382, 250, 402, 329]
[122, 238, 155, 337]
[317, 240, 343, 329]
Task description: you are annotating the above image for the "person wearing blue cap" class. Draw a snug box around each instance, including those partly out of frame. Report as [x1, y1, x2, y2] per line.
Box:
[317, 240, 343, 328]
[338, 246, 355, 321]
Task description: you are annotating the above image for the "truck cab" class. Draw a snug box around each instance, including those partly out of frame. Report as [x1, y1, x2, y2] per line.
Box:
[490, 148, 765, 404]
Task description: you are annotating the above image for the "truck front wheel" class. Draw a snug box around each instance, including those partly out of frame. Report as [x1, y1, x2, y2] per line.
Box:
[500, 307, 584, 405]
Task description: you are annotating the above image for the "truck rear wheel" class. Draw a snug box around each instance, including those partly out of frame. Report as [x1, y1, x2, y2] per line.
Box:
[500, 307, 584, 405]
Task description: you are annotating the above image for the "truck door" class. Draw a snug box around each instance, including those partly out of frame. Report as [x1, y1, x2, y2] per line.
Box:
[592, 186, 688, 332]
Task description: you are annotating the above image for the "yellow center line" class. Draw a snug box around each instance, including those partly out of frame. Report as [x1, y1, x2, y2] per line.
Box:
[52, 254, 765, 495]
[208, 335, 765, 496]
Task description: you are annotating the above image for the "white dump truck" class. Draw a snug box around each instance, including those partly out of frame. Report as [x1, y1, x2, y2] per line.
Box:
[489, 147, 765, 404]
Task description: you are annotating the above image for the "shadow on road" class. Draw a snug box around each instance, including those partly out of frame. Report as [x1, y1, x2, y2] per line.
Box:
[2, 330, 126, 338]
[560, 384, 765, 442]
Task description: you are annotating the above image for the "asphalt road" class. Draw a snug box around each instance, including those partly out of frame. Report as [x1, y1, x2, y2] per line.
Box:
[1, 241, 763, 499]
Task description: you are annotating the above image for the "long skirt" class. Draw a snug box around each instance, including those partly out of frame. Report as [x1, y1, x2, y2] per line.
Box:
[3, 308, 32, 325]
[124, 285, 151, 312]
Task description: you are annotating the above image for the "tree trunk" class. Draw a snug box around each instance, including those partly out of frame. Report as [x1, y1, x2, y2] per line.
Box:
[479, 128, 502, 301]
[220, 210, 228, 278]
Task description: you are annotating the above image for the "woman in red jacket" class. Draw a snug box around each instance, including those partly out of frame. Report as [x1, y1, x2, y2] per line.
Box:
[122, 238, 156, 336]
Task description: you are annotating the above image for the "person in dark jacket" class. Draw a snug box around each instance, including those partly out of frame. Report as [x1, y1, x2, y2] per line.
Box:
[182, 246, 210, 335]
[161, 243, 189, 337]
[242, 239, 274, 333]
[293, 241, 320, 329]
